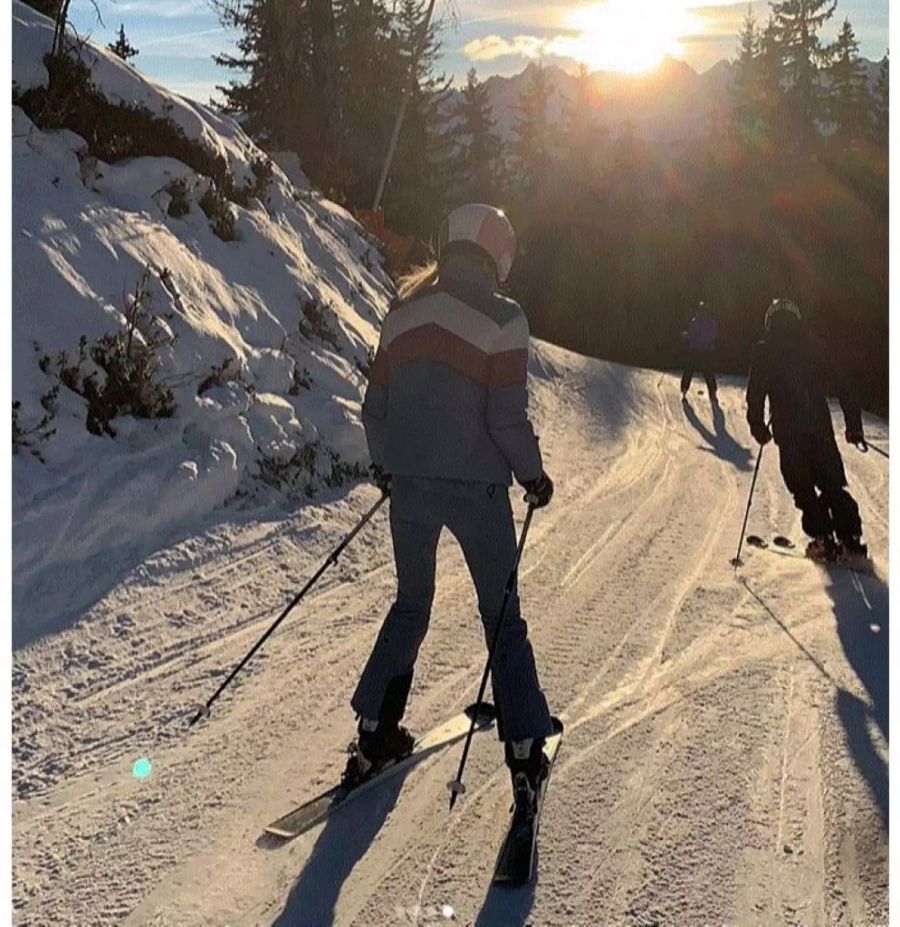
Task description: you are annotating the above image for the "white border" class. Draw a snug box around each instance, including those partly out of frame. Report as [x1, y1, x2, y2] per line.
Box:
[3, 3, 14, 921]
[888, 4, 897, 921]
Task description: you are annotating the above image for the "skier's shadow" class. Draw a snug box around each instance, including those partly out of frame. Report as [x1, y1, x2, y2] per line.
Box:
[270, 772, 407, 927]
[681, 397, 753, 471]
[825, 567, 889, 828]
[474, 854, 538, 927]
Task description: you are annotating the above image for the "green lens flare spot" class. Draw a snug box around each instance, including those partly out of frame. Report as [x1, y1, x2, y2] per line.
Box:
[132, 757, 152, 780]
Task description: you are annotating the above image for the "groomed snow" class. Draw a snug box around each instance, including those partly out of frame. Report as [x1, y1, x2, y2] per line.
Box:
[12, 2, 392, 643]
[12, 352, 888, 925]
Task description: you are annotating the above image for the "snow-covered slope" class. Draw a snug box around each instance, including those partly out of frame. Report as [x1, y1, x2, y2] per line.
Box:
[12, 345, 888, 925]
[12, 2, 392, 643]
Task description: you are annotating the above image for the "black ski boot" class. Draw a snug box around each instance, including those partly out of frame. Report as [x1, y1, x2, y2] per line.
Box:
[505, 738, 548, 818]
[342, 719, 415, 789]
[806, 535, 838, 563]
[838, 535, 869, 566]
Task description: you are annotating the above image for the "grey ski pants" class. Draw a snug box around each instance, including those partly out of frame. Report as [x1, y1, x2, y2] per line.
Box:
[351, 476, 554, 743]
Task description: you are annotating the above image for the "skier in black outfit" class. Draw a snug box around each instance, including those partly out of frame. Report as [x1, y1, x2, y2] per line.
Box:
[681, 301, 719, 401]
[746, 298, 867, 561]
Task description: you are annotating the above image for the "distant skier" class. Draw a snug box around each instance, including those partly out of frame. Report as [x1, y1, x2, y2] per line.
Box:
[681, 301, 719, 401]
[746, 298, 867, 561]
[349, 203, 556, 814]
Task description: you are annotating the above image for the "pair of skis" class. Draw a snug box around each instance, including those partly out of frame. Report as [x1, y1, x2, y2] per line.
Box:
[745, 534, 875, 576]
[264, 702, 564, 886]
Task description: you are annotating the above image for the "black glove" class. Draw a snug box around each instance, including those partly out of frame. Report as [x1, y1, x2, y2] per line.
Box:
[846, 426, 865, 446]
[522, 471, 554, 508]
[371, 464, 392, 496]
[750, 422, 772, 446]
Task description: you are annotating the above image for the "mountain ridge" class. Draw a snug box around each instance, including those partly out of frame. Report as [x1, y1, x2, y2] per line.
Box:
[451, 53, 885, 143]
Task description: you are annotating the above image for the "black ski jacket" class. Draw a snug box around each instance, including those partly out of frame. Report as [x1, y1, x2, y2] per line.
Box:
[746, 315, 862, 445]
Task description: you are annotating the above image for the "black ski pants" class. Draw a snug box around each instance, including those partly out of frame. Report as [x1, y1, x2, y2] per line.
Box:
[681, 350, 717, 396]
[777, 431, 862, 543]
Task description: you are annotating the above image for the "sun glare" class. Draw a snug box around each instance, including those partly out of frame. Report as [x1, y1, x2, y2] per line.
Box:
[560, 0, 700, 74]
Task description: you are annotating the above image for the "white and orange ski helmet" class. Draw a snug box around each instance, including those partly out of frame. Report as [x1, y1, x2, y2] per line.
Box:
[438, 204, 517, 284]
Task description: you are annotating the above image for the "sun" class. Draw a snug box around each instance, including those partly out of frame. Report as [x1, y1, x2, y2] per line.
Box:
[558, 0, 701, 74]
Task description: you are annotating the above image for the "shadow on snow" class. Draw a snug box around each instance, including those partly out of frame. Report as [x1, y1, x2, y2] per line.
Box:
[742, 565, 888, 831]
[474, 857, 538, 927]
[681, 396, 753, 472]
[826, 566, 889, 828]
[268, 770, 406, 927]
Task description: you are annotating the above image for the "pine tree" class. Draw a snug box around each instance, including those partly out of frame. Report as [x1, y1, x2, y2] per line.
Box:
[513, 63, 554, 193]
[562, 65, 603, 181]
[213, 0, 358, 198]
[450, 68, 503, 204]
[108, 24, 139, 63]
[757, 17, 787, 138]
[386, 0, 453, 234]
[308, 0, 339, 168]
[871, 51, 888, 144]
[826, 19, 868, 147]
[214, 0, 312, 155]
[333, 0, 404, 205]
[730, 7, 762, 141]
[211, 0, 450, 216]
[769, 0, 836, 148]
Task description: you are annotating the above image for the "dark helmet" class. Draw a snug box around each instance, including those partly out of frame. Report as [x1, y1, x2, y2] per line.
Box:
[765, 298, 801, 331]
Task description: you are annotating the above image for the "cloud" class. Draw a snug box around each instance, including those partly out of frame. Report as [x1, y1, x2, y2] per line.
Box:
[463, 34, 552, 62]
[688, 1, 767, 35]
[140, 27, 224, 48]
[138, 27, 237, 59]
[463, 1, 705, 71]
[112, 0, 210, 17]
[457, 1, 571, 30]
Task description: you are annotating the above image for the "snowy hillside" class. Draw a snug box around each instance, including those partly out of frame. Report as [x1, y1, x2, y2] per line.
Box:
[12, 343, 888, 925]
[12, 2, 392, 643]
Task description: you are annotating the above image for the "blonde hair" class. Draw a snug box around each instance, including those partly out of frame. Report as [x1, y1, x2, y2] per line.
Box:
[396, 260, 439, 301]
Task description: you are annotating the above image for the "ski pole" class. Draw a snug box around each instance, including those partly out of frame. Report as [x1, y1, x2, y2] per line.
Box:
[190, 492, 388, 727]
[448, 504, 535, 810]
[730, 441, 765, 568]
[854, 437, 888, 460]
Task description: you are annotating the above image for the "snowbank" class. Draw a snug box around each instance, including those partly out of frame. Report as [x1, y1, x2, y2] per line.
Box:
[12, 2, 393, 642]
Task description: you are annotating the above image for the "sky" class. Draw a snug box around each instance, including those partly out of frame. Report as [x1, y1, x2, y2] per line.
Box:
[64, 0, 890, 104]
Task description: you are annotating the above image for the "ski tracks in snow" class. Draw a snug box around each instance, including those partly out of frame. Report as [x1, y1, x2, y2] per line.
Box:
[12, 350, 888, 926]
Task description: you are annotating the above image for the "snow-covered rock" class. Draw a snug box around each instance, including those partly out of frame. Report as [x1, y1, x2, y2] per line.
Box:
[11, 1, 392, 641]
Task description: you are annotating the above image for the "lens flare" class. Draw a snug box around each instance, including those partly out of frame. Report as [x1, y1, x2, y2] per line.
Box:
[132, 757, 153, 780]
